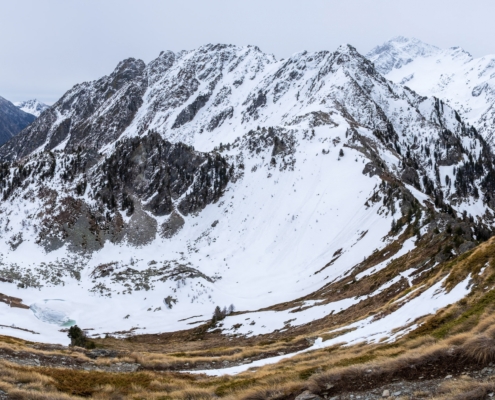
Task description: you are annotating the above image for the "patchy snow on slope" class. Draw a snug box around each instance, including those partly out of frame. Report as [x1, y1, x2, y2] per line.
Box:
[193, 275, 472, 376]
[323, 275, 472, 346]
[355, 236, 416, 280]
[216, 297, 360, 337]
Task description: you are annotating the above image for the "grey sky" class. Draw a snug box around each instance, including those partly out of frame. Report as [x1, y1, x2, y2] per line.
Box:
[1, 0, 494, 104]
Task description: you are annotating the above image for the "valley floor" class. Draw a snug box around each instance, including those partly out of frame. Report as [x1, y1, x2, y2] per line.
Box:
[1, 330, 495, 400]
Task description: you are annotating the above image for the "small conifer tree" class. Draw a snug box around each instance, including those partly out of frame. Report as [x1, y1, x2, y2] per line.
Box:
[68, 325, 86, 347]
[212, 306, 223, 323]
[68, 325, 95, 349]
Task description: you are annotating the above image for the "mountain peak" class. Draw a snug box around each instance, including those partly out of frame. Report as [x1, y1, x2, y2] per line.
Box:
[109, 58, 146, 90]
[14, 99, 49, 117]
[367, 36, 440, 74]
[381, 35, 438, 50]
[448, 46, 473, 59]
[332, 44, 370, 65]
[335, 43, 357, 53]
[334, 44, 368, 62]
[188, 43, 275, 63]
[388, 35, 426, 44]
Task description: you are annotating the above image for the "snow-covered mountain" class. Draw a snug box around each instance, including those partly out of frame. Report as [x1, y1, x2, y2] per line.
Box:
[367, 36, 441, 75]
[14, 99, 49, 118]
[368, 36, 495, 144]
[1, 43, 494, 349]
[0, 96, 35, 146]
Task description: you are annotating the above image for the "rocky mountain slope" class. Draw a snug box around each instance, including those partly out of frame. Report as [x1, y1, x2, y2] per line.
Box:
[0, 96, 35, 146]
[14, 99, 49, 117]
[1, 41, 495, 368]
[368, 36, 495, 144]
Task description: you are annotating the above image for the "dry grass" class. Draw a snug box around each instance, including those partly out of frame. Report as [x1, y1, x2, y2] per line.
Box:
[0, 361, 75, 399]
[433, 378, 495, 400]
[462, 335, 495, 364]
[2, 316, 495, 400]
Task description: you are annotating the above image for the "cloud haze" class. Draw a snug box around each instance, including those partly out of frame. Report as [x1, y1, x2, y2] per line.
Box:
[1, 0, 494, 104]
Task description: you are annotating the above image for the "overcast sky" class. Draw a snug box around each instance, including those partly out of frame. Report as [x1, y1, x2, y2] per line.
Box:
[1, 0, 494, 104]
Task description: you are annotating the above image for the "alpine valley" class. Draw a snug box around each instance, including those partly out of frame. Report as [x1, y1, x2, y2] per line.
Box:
[2, 39, 495, 400]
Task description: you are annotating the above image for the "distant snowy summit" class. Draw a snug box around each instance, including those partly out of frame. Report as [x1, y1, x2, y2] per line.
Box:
[367, 36, 474, 76]
[368, 36, 495, 144]
[14, 99, 49, 117]
[367, 36, 441, 75]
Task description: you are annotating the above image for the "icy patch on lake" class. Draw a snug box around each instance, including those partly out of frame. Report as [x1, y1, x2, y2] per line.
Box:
[30, 300, 76, 326]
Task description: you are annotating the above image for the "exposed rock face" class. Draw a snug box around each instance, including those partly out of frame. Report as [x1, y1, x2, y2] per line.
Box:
[400, 166, 420, 188]
[160, 211, 185, 239]
[1, 132, 230, 253]
[173, 93, 212, 128]
[125, 205, 158, 246]
[93, 132, 230, 217]
[0, 96, 35, 146]
[36, 191, 126, 253]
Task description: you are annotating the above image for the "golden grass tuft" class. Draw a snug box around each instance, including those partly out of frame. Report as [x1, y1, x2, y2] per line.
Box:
[166, 388, 214, 400]
[238, 384, 301, 400]
[435, 378, 495, 400]
[461, 335, 495, 364]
